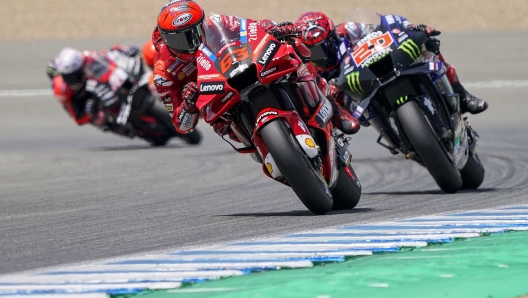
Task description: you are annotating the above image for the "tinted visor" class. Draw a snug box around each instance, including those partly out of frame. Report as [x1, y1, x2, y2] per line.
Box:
[161, 23, 205, 54]
[308, 31, 340, 71]
[62, 68, 84, 86]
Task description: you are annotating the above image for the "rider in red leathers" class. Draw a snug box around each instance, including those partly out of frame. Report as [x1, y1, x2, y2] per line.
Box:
[293, 11, 488, 115]
[47, 45, 183, 139]
[47, 45, 141, 130]
[152, 1, 359, 140]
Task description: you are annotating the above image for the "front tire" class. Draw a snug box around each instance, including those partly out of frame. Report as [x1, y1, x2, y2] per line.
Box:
[397, 101, 462, 193]
[331, 164, 362, 210]
[260, 120, 333, 215]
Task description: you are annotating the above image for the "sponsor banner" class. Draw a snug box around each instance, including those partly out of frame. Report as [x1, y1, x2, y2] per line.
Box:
[257, 40, 280, 67]
[199, 81, 225, 94]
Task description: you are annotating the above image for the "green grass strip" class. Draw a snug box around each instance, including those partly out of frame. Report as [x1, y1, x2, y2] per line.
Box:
[115, 231, 528, 298]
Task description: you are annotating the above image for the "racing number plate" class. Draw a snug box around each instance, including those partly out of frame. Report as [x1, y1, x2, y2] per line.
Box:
[215, 45, 252, 78]
[352, 31, 393, 68]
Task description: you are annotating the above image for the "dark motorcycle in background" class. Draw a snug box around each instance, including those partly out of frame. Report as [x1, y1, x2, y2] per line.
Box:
[83, 52, 202, 147]
[94, 83, 202, 147]
[195, 14, 361, 214]
[336, 8, 485, 193]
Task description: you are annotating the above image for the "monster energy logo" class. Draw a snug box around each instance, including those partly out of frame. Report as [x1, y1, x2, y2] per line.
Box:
[396, 95, 409, 105]
[346, 72, 363, 94]
[398, 39, 420, 60]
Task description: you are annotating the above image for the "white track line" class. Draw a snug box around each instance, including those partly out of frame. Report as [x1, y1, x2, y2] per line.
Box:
[465, 80, 528, 89]
[0, 79, 526, 98]
[0, 90, 51, 97]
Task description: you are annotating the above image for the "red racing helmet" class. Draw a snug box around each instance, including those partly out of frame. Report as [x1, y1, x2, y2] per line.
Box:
[157, 1, 205, 62]
[295, 11, 341, 72]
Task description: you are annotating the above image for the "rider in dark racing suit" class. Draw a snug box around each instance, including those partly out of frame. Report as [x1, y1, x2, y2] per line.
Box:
[294, 11, 488, 116]
[152, 0, 359, 140]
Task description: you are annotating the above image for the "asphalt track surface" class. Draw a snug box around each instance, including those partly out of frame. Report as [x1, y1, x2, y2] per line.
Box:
[1, 32, 527, 275]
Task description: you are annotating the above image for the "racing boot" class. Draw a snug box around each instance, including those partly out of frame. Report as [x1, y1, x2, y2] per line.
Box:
[451, 81, 488, 115]
[444, 61, 488, 115]
[330, 99, 360, 135]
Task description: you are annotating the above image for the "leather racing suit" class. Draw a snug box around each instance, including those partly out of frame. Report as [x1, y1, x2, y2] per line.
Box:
[154, 15, 359, 138]
[46, 45, 141, 128]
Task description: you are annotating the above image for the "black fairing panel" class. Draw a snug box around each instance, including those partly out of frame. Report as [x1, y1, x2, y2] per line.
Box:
[336, 14, 428, 100]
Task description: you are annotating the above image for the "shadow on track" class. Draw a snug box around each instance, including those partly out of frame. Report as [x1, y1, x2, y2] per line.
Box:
[222, 208, 374, 217]
[364, 188, 498, 196]
[87, 144, 184, 151]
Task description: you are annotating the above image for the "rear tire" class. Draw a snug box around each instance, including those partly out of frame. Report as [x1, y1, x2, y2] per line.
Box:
[260, 120, 333, 215]
[178, 129, 203, 145]
[331, 165, 362, 210]
[396, 101, 462, 193]
[146, 136, 171, 147]
[460, 151, 485, 189]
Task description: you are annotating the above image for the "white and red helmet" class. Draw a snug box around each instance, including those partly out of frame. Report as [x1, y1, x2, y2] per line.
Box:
[54, 47, 85, 87]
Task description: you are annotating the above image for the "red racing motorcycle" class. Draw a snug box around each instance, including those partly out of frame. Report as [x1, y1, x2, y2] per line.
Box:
[195, 15, 361, 215]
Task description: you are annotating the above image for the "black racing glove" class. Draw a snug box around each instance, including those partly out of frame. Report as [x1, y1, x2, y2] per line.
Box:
[411, 24, 441, 36]
[425, 38, 441, 54]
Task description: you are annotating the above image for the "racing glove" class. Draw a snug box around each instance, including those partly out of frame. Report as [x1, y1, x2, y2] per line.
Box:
[261, 20, 303, 37]
[425, 38, 441, 54]
[411, 24, 441, 36]
[175, 82, 200, 133]
[181, 82, 199, 113]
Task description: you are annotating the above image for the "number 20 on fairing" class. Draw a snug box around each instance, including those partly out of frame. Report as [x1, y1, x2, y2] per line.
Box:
[352, 32, 393, 67]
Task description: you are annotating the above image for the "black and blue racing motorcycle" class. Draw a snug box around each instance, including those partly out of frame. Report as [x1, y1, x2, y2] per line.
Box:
[335, 8, 485, 193]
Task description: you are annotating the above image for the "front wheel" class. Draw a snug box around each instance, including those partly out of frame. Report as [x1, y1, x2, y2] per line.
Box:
[396, 101, 462, 193]
[460, 151, 485, 189]
[260, 120, 333, 215]
[331, 164, 362, 210]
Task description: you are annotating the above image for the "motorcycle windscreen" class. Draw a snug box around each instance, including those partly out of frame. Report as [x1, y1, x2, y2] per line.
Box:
[201, 14, 253, 79]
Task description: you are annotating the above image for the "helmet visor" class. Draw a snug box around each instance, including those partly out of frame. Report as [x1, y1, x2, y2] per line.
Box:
[161, 24, 205, 54]
[308, 31, 340, 70]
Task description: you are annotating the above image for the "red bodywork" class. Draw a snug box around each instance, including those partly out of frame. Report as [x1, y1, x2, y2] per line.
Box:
[195, 17, 338, 185]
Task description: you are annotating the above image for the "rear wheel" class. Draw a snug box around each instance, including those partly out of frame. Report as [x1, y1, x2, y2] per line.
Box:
[331, 164, 362, 210]
[178, 129, 203, 145]
[396, 101, 462, 193]
[145, 136, 171, 147]
[460, 151, 485, 189]
[260, 120, 333, 215]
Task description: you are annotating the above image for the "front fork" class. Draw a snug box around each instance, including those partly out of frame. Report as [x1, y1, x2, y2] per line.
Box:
[253, 107, 352, 189]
